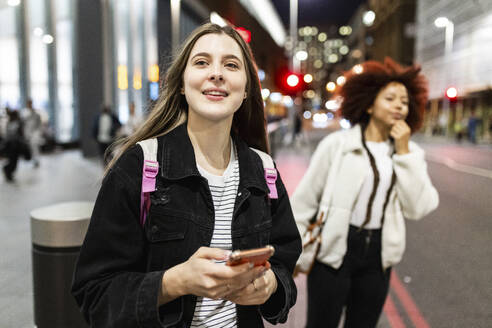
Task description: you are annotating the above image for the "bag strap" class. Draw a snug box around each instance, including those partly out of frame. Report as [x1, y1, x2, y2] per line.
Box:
[137, 138, 159, 227]
[309, 137, 346, 234]
[136, 143, 277, 227]
[250, 148, 278, 199]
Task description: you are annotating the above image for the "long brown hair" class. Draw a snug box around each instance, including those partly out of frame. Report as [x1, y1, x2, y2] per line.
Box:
[105, 23, 268, 175]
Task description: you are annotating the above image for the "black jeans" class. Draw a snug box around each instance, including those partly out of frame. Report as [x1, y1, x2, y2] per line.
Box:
[306, 225, 391, 328]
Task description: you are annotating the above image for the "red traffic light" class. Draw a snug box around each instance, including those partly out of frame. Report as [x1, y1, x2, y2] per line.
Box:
[275, 68, 305, 95]
[286, 74, 300, 87]
[446, 87, 458, 101]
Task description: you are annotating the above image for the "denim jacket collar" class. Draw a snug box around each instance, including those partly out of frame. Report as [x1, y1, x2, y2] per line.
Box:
[158, 123, 269, 194]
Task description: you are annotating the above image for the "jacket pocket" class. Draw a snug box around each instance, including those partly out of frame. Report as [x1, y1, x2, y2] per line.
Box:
[233, 219, 273, 249]
[145, 208, 189, 270]
[148, 217, 185, 242]
[256, 219, 272, 246]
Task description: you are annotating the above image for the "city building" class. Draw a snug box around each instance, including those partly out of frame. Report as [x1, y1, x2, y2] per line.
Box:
[415, 0, 492, 141]
[0, 0, 287, 156]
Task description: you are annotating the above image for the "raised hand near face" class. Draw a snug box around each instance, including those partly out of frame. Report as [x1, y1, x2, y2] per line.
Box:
[390, 120, 411, 155]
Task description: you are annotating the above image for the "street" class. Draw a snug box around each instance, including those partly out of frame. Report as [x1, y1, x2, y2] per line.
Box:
[266, 132, 492, 328]
[1, 132, 491, 328]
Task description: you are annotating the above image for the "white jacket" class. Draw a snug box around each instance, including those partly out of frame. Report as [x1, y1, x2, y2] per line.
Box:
[291, 125, 439, 270]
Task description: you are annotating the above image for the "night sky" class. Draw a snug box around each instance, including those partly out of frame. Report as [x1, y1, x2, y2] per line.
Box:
[272, 0, 368, 28]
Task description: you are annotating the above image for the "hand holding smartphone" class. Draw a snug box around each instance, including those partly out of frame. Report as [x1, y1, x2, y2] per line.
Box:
[226, 245, 275, 267]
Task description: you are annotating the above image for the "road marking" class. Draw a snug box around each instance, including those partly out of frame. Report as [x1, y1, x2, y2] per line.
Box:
[383, 294, 406, 328]
[390, 271, 430, 328]
[427, 155, 492, 179]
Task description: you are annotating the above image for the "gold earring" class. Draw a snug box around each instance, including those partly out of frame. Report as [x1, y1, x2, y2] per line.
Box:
[180, 88, 185, 95]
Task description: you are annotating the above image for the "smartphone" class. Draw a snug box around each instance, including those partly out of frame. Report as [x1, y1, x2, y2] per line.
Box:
[226, 245, 275, 267]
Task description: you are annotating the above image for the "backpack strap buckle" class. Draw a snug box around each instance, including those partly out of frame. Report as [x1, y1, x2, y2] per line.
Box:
[264, 168, 278, 199]
[142, 160, 158, 192]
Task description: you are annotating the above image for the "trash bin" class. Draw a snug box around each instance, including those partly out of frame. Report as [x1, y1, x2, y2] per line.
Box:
[30, 201, 94, 328]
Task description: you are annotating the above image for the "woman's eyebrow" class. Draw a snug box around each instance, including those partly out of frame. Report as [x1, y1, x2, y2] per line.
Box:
[190, 52, 211, 60]
[190, 52, 242, 63]
[222, 54, 242, 62]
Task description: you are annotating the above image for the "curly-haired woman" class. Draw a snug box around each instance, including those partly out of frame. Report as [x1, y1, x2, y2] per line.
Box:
[291, 58, 439, 327]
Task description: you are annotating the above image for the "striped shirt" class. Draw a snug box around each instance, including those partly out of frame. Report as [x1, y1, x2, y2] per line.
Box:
[192, 141, 239, 328]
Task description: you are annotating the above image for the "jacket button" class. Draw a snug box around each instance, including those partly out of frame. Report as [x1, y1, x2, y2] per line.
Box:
[151, 225, 158, 233]
[238, 191, 242, 196]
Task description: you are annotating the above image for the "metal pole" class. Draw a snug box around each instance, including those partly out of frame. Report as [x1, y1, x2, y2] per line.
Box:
[171, 0, 181, 55]
[101, 0, 113, 108]
[445, 22, 454, 56]
[17, 0, 30, 106]
[442, 21, 454, 136]
[46, 0, 58, 138]
[289, 0, 298, 72]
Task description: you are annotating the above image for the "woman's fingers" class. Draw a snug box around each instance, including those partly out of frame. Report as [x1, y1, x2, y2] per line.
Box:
[193, 246, 230, 261]
[225, 269, 277, 305]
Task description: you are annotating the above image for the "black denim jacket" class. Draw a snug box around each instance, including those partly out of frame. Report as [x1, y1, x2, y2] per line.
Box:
[72, 124, 302, 328]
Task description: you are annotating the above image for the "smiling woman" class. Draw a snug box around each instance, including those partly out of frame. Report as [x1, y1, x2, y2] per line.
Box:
[183, 33, 248, 126]
[71, 23, 302, 328]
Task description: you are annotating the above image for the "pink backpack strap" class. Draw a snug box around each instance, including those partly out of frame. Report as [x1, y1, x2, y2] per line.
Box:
[250, 148, 278, 199]
[137, 139, 159, 226]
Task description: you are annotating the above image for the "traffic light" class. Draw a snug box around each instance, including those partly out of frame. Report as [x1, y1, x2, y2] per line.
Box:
[286, 73, 300, 88]
[446, 87, 458, 103]
[275, 68, 303, 95]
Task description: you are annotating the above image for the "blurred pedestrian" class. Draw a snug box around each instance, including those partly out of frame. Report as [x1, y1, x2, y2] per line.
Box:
[291, 58, 439, 328]
[454, 117, 465, 143]
[21, 99, 42, 167]
[2, 109, 31, 182]
[467, 110, 479, 144]
[119, 102, 143, 138]
[92, 105, 121, 165]
[0, 105, 9, 151]
[72, 23, 301, 328]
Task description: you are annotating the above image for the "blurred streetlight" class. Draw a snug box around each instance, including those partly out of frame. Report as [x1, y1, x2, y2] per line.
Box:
[42, 34, 54, 44]
[352, 64, 364, 74]
[295, 50, 308, 61]
[33, 27, 44, 37]
[326, 82, 336, 92]
[336, 76, 346, 86]
[434, 17, 454, 56]
[363, 11, 376, 27]
[303, 74, 313, 83]
[261, 88, 271, 100]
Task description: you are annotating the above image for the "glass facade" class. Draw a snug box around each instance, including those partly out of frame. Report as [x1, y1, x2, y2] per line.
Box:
[1, 0, 161, 144]
[0, 4, 20, 108]
[27, 0, 49, 112]
[55, 0, 75, 142]
[111, 0, 158, 124]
